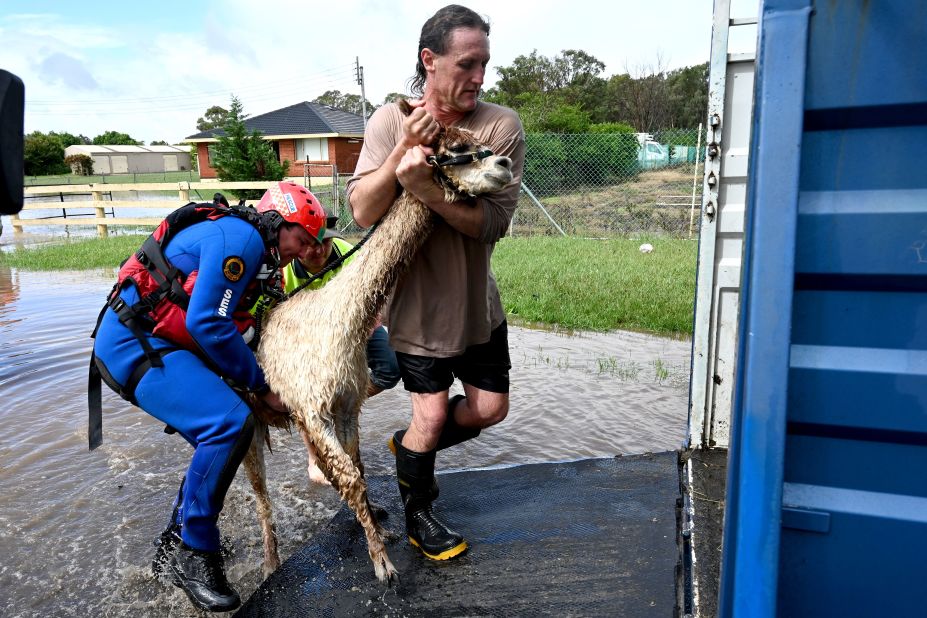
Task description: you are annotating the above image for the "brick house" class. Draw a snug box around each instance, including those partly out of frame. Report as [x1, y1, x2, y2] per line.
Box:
[185, 101, 365, 179]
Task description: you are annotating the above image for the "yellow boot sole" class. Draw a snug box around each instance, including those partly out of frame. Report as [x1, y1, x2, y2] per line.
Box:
[409, 536, 468, 560]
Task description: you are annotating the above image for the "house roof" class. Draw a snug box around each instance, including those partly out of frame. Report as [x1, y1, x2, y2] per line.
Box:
[64, 144, 190, 155]
[184, 101, 366, 141]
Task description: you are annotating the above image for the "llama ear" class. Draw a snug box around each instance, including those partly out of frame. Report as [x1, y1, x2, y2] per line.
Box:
[397, 98, 413, 116]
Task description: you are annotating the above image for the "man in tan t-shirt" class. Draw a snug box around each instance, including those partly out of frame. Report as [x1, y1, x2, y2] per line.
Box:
[346, 4, 524, 561]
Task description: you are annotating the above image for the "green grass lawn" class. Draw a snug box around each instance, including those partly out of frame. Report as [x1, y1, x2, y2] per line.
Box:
[0, 235, 697, 337]
[24, 171, 200, 186]
[493, 236, 696, 335]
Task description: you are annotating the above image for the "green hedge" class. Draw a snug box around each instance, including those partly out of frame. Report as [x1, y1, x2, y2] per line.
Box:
[523, 132, 640, 196]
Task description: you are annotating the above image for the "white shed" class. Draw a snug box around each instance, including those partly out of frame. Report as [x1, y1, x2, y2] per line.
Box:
[64, 144, 192, 175]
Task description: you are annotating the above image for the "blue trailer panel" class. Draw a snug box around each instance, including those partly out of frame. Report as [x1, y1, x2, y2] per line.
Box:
[721, 1, 927, 616]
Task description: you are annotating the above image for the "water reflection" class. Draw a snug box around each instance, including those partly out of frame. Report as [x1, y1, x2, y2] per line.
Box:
[0, 269, 690, 617]
[0, 264, 21, 327]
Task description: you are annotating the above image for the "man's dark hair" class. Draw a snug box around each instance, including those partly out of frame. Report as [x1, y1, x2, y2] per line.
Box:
[408, 4, 490, 97]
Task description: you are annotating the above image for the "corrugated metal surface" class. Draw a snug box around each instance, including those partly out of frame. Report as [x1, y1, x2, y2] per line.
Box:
[721, 1, 927, 616]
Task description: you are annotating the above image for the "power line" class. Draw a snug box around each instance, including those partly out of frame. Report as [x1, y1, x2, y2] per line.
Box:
[27, 63, 356, 106]
[27, 74, 359, 117]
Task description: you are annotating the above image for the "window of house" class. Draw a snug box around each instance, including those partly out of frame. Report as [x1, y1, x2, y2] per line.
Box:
[207, 145, 216, 166]
[295, 138, 329, 162]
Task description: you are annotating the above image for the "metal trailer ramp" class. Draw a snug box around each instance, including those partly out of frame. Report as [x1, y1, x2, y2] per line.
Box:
[237, 453, 681, 617]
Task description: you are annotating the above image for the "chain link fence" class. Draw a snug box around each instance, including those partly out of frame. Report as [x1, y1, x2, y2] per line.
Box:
[515, 128, 705, 238]
[330, 128, 705, 239]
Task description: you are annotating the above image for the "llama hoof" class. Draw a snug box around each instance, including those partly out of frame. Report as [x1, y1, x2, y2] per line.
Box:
[307, 464, 332, 486]
[374, 558, 399, 585]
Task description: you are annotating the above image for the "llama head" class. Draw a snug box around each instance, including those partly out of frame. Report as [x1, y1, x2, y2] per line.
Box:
[397, 99, 514, 201]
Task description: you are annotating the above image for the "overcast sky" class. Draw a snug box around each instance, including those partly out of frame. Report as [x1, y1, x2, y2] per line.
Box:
[1, 1, 757, 144]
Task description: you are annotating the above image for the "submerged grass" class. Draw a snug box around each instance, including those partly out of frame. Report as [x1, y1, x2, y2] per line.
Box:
[0, 234, 698, 337]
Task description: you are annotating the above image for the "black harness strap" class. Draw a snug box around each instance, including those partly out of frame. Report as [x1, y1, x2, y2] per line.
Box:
[87, 352, 104, 451]
[87, 347, 178, 451]
[426, 149, 494, 167]
[108, 293, 165, 369]
[137, 235, 190, 309]
[88, 294, 180, 450]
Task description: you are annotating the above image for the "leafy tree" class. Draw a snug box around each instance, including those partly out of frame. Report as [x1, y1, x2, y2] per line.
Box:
[189, 144, 198, 172]
[92, 130, 141, 145]
[489, 49, 707, 132]
[491, 49, 606, 108]
[50, 131, 91, 148]
[312, 90, 376, 117]
[24, 131, 70, 176]
[513, 92, 590, 133]
[666, 63, 709, 128]
[604, 63, 672, 133]
[211, 95, 289, 198]
[150, 140, 169, 146]
[196, 105, 230, 132]
[64, 153, 94, 175]
[382, 92, 407, 104]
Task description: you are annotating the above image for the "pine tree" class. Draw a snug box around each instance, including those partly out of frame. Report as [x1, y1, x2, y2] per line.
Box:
[211, 96, 289, 198]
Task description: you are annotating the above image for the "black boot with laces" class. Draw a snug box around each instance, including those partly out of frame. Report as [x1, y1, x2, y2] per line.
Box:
[151, 522, 181, 577]
[169, 542, 240, 612]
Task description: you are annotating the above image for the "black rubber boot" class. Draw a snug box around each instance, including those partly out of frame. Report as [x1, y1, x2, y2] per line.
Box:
[394, 439, 467, 560]
[153, 481, 185, 577]
[169, 543, 241, 612]
[151, 522, 181, 577]
[436, 394, 481, 451]
[389, 429, 439, 499]
[387, 395, 481, 457]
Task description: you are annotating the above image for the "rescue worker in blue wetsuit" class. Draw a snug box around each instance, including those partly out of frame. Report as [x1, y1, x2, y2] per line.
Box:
[89, 181, 326, 613]
[279, 213, 401, 484]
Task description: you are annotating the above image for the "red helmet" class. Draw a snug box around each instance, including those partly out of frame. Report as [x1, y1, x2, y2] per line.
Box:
[256, 182, 326, 243]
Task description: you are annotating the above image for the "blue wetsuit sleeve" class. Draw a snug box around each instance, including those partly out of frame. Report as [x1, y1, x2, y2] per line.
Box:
[184, 220, 267, 390]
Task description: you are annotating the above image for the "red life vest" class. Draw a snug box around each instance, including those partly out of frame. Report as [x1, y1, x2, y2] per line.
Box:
[108, 202, 282, 353]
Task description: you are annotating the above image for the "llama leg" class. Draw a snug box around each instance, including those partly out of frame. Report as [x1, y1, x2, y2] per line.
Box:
[338, 399, 392, 531]
[299, 424, 332, 486]
[242, 421, 280, 578]
[309, 416, 398, 584]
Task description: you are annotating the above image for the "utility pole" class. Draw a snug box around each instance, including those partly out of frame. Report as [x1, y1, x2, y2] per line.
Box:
[355, 56, 368, 130]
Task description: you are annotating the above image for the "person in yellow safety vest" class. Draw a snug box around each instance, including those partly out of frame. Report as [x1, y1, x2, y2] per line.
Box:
[281, 213, 401, 484]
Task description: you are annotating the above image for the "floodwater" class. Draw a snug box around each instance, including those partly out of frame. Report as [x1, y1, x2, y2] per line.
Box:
[0, 259, 691, 617]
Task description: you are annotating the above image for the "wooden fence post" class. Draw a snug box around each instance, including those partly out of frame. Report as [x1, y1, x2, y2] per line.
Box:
[179, 181, 190, 204]
[11, 212, 22, 233]
[92, 187, 108, 238]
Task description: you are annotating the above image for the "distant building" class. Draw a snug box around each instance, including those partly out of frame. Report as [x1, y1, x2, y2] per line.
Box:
[64, 144, 192, 175]
[184, 101, 365, 179]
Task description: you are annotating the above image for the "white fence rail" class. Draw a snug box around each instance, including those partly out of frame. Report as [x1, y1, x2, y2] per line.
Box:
[14, 181, 276, 237]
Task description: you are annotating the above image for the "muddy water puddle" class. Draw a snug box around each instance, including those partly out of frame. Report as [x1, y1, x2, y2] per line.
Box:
[0, 267, 690, 616]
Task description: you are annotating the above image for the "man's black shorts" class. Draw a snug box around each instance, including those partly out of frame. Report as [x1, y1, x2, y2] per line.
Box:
[396, 321, 511, 394]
